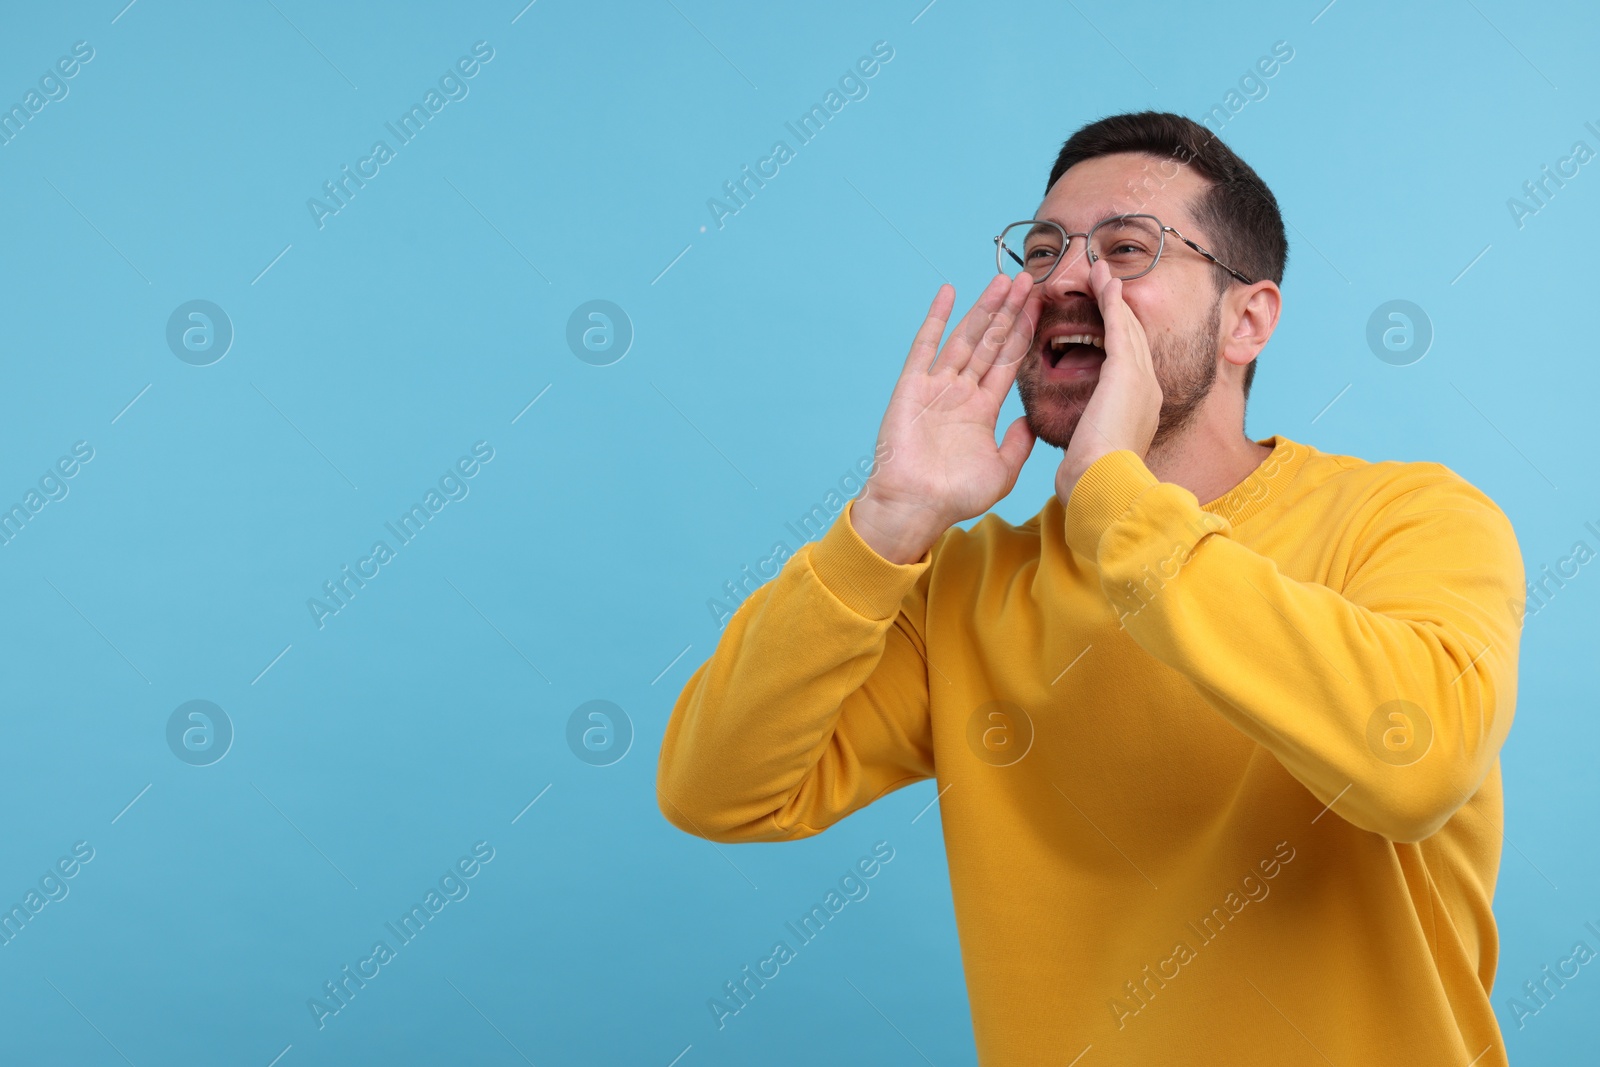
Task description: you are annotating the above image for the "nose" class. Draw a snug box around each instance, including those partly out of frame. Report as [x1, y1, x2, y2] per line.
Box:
[1040, 242, 1094, 302]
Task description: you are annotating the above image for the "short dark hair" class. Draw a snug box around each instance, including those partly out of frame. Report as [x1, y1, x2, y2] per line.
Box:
[1044, 111, 1287, 400]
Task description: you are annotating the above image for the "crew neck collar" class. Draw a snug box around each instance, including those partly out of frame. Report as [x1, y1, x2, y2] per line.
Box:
[1197, 434, 1309, 526]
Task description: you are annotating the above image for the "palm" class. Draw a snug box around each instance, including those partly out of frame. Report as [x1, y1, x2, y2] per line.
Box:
[861, 275, 1041, 533]
[878, 363, 1020, 519]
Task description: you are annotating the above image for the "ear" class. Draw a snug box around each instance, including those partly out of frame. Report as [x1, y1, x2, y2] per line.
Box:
[1220, 280, 1281, 370]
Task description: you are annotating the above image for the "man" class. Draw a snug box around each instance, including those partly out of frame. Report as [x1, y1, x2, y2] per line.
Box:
[656, 111, 1523, 1064]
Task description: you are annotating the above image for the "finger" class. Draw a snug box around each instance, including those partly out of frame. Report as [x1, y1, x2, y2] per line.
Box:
[1111, 276, 1155, 377]
[1115, 276, 1155, 372]
[977, 282, 1043, 400]
[935, 273, 1015, 376]
[1091, 263, 1151, 374]
[997, 415, 1036, 485]
[960, 273, 1035, 382]
[900, 284, 957, 377]
[1088, 258, 1118, 348]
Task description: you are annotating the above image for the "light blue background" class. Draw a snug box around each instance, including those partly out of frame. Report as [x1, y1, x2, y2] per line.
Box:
[0, 1, 1594, 1063]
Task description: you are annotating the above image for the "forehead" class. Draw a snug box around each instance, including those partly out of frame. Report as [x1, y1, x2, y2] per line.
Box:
[1034, 151, 1205, 231]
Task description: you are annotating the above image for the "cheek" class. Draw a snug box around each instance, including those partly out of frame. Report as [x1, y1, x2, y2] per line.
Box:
[1123, 290, 1196, 342]
[1116, 287, 1158, 326]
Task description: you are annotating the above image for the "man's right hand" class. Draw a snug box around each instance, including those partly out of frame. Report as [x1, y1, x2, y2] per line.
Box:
[852, 273, 1042, 565]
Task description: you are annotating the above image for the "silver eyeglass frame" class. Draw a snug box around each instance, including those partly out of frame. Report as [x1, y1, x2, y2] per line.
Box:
[993, 213, 1256, 286]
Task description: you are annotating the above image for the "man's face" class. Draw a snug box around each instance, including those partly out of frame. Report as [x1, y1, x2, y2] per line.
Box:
[1012, 151, 1227, 452]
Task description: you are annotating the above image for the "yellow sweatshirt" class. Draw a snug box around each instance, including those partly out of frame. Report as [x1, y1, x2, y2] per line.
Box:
[657, 434, 1525, 1065]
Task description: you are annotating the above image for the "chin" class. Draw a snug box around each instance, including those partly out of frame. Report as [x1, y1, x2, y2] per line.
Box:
[1019, 384, 1091, 451]
[1030, 420, 1078, 451]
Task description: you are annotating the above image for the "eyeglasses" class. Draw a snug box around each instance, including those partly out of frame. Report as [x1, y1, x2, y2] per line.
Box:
[993, 213, 1255, 286]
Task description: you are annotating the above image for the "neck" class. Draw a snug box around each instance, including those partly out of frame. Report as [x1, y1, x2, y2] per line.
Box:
[1143, 394, 1272, 507]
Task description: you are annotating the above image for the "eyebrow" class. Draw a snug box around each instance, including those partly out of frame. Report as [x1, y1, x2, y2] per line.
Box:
[1037, 209, 1142, 233]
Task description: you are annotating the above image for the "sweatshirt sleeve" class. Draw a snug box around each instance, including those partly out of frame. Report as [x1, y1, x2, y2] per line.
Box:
[656, 497, 941, 843]
[1063, 449, 1525, 844]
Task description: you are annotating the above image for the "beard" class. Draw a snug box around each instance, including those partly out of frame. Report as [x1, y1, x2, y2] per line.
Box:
[1014, 291, 1222, 452]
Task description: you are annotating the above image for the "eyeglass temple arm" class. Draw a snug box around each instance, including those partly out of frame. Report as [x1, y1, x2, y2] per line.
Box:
[994, 234, 1026, 270]
[1165, 227, 1255, 285]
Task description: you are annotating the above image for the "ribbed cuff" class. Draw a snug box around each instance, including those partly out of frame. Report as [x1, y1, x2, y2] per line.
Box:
[807, 497, 933, 620]
[1064, 449, 1162, 561]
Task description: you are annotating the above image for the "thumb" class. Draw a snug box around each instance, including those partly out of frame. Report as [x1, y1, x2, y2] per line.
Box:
[997, 415, 1037, 484]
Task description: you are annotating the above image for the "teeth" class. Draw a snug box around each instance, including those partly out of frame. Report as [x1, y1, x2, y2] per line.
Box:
[1048, 334, 1104, 350]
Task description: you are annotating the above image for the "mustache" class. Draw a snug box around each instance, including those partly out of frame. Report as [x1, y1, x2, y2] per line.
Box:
[1031, 303, 1104, 342]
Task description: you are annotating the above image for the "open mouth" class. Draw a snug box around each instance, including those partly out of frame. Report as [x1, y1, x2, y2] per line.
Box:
[1044, 333, 1105, 368]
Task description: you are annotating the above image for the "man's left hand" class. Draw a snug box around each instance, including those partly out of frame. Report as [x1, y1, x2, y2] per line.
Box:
[1055, 257, 1164, 507]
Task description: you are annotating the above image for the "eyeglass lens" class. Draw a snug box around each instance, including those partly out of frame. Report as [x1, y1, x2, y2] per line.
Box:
[997, 216, 1162, 281]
